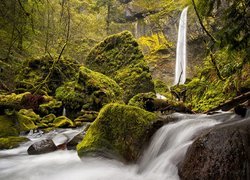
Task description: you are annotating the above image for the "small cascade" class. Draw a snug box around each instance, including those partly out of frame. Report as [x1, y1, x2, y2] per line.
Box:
[138, 114, 220, 179]
[62, 107, 66, 116]
[0, 113, 231, 180]
[174, 7, 188, 85]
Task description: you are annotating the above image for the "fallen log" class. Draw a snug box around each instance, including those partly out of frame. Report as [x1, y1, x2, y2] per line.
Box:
[206, 91, 250, 113]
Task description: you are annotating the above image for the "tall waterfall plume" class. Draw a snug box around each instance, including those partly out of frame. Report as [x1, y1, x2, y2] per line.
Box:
[174, 7, 188, 85]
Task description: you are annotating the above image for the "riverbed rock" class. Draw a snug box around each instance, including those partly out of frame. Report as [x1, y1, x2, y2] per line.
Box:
[179, 118, 250, 179]
[55, 66, 123, 118]
[0, 137, 29, 150]
[85, 31, 155, 102]
[77, 103, 157, 162]
[27, 139, 57, 155]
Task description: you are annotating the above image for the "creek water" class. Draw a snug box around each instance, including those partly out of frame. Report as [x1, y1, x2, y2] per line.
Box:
[0, 112, 240, 180]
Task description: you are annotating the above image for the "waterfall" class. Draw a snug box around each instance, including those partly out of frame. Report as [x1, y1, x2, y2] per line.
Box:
[62, 107, 66, 116]
[174, 7, 188, 85]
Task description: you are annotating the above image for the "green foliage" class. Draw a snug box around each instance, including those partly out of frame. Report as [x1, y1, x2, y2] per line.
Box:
[77, 103, 157, 161]
[0, 137, 29, 150]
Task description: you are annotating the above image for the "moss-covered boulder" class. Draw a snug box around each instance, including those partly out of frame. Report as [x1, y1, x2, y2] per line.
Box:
[56, 66, 123, 118]
[0, 115, 19, 137]
[53, 116, 75, 128]
[0, 137, 29, 150]
[0, 92, 31, 113]
[85, 31, 155, 102]
[41, 114, 56, 124]
[15, 55, 80, 95]
[38, 95, 62, 116]
[16, 109, 38, 132]
[128, 92, 156, 109]
[77, 103, 157, 162]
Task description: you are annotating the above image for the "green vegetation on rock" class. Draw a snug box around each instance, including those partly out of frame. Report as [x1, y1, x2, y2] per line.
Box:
[85, 31, 155, 102]
[77, 103, 157, 162]
[128, 92, 156, 109]
[0, 115, 19, 137]
[53, 116, 75, 128]
[38, 96, 62, 116]
[15, 55, 80, 95]
[0, 137, 29, 150]
[56, 66, 123, 117]
[16, 109, 38, 132]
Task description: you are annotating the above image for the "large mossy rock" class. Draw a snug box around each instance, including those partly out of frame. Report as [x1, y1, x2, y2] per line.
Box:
[77, 103, 157, 162]
[85, 31, 155, 102]
[0, 92, 32, 113]
[179, 118, 250, 179]
[0, 109, 39, 138]
[15, 55, 79, 95]
[16, 109, 39, 131]
[56, 66, 123, 118]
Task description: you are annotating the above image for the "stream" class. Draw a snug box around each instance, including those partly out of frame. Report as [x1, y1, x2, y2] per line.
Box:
[0, 112, 242, 180]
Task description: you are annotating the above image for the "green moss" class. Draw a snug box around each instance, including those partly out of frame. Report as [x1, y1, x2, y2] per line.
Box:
[85, 31, 155, 102]
[128, 92, 156, 109]
[15, 55, 80, 95]
[41, 114, 56, 124]
[0, 115, 19, 137]
[18, 109, 40, 123]
[154, 79, 168, 94]
[186, 77, 235, 112]
[53, 116, 75, 128]
[38, 96, 62, 115]
[0, 137, 29, 150]
[0, 92, 31, 113]
[56, 66, 123, 117]
[77, 103, 157, 161]
[16, 109, 38, 131]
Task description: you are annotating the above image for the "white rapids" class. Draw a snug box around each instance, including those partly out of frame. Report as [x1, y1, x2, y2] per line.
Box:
[0, 112, 238, 180]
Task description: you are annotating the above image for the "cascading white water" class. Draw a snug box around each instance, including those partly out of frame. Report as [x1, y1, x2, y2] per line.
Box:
[174, 7, 188, 85]
[0, 113, 239, 180]
[62, 107, 66, 116]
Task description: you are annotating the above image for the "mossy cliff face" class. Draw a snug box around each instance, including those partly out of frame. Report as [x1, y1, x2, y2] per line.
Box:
[85, 31, 155, 102]
[15, 55, 80, 95]
[56, 66, 123, 117]
[77, 103, 157, 162]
